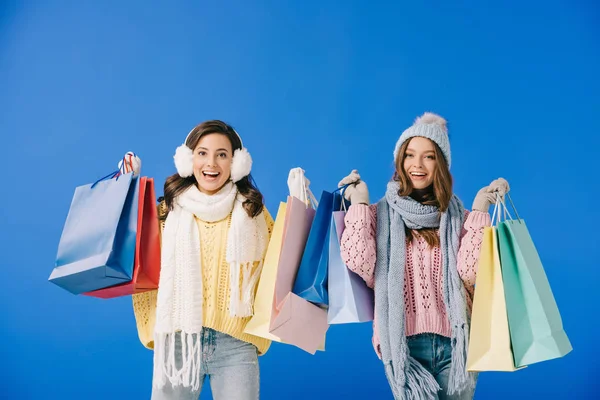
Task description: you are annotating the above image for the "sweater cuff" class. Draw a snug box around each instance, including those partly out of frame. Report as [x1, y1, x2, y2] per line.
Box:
[465, 210, 491, 230]
[346, 203, 372, 222]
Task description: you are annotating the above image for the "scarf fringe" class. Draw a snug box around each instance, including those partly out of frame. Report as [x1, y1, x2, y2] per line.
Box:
[404, 356, 441, 400]
[153, 183, 268, 391]
[384, 363, 401, 400]
[153, 332, 202, 391]
[448, 324, 477, 395]
[377, 187, 472, 400]
[386, 357, 441, 400]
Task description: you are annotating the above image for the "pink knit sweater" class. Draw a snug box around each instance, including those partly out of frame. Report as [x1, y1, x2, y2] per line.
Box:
[340, 204, 490, 354]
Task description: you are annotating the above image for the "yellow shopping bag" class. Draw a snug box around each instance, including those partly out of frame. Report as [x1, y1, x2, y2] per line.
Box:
[244, 202, 287, 342]
[244, 197, 327, 353]
[466, 224, 521, 372]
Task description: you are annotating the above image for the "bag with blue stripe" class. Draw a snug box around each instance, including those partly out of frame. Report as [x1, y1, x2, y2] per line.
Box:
[49, 156, 140, 295]
[292, 186, 349, 306]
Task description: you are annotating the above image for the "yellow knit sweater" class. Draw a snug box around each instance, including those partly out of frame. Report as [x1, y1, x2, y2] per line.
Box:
[132, 201, 274, 355]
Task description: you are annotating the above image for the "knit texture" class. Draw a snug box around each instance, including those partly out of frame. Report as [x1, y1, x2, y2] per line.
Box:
[132, 199, 167, 350]
[153, 182, 269, 390]
[340, 181, 487, 399]
[340, 204, 490, 340]
[132, 207, 274, 354]
[393, 112, 451, 167]
[377, 182, 474, 398]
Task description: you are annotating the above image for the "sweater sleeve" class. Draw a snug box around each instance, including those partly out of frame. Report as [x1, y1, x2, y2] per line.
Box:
[131, 199, 168, 350]
[263, 206, 275, 236]
[340, 203, 378, 289]
[245, 206, 275, 302]
[132, 290, 157, 349]
[457, 210, 491, 305]
[256, 206, 275, 279]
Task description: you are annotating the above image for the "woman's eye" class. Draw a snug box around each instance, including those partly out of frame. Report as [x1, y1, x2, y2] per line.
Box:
[218, 153, 227, 158]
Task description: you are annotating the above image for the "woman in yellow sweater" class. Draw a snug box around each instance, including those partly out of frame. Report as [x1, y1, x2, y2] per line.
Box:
[132, 120, 273, 400]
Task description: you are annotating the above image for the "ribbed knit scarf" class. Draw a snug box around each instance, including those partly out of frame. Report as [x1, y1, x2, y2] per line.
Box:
[153, 182, 269, 390]
[375, 181, 476, 399]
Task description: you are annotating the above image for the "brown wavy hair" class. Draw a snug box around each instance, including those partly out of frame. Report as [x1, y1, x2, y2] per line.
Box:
[393, 137, 453, 247]
[163, 120, 264, 218]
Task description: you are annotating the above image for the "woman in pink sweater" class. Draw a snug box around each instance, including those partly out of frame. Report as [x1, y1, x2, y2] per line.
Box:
[339, 112, 509, 400]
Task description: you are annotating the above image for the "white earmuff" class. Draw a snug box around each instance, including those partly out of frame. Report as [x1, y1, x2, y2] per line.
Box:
[173, 126, 252, 182]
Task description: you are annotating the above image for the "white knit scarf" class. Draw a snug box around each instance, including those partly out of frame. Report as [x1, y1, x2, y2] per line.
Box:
[152, 182, 269, 390]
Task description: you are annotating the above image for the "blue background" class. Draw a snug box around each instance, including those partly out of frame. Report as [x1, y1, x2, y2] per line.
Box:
[1, 1, 598, 399]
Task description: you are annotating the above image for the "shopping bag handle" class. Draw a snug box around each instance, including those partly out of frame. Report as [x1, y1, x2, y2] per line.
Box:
[490, 193, 511, 226]
[337, 184, 350, 212]
[91, 169, 121, 189]
[116, 152, 138, 177]
[490, 195, 501, 226]
[504, 193, 521, 221]
[299, 169, 319, 209]
[304, 184, 319, 209]
[118, 153, 135, 175]
[91, 153, 136, 189]
[491, 192, 522, 225]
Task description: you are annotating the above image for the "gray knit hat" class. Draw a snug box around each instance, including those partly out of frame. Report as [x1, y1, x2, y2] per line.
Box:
[393, 112, 451, 168]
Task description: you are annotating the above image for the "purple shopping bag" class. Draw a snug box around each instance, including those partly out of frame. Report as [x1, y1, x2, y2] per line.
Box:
[327, 210, 374, 324]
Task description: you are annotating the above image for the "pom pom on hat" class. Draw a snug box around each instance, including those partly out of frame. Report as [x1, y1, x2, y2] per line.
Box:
[415, 112, 447, 133]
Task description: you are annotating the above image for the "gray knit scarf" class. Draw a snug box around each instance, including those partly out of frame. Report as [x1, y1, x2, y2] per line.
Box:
[375, 181, 476, 399]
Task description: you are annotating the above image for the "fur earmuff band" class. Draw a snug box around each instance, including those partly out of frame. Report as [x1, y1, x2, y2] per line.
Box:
[173, 126, 252, 182]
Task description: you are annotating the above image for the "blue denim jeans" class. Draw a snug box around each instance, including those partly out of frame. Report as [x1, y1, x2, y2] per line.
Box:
[151, 328, 259, 400]
[407, 333, 476, 400]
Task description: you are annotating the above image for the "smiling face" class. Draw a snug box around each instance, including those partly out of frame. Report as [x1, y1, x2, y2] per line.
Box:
[402, 136, 437, 189]
[192, 133, 233, 195]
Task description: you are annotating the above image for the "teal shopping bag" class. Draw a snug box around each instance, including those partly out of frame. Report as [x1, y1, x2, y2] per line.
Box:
[497, 195, 572, 367]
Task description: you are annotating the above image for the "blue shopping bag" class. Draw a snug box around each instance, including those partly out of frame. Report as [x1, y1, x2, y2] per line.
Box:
[49, 170, 140, 294]
[293, 187, 348, 306]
